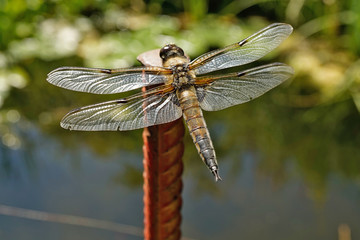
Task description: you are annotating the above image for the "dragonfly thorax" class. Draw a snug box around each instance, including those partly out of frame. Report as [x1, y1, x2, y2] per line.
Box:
[171, 64, 195, 89]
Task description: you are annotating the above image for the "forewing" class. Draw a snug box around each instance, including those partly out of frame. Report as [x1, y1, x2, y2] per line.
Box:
[47, 66, 171, 94]
[60, 86, 182, 131]
[196, 63, 294, 111]
[190, 23, 293, 75]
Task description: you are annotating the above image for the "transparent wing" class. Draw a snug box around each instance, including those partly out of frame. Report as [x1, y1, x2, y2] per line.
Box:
[60, 86, 182, 131]
[195, 63, 294, 111]
[190, 23, 293, 75]
[47, 66, 172, 94]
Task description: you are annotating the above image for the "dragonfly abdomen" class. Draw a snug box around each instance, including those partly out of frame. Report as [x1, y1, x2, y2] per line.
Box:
[177, 86, 221, 181]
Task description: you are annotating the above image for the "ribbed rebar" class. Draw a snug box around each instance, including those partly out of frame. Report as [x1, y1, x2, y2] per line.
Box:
[143, 119, 184, 240]
[138, 49, 185, 240]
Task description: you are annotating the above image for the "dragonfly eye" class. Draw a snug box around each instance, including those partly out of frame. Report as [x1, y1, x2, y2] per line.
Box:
[160, 44, 185, 61]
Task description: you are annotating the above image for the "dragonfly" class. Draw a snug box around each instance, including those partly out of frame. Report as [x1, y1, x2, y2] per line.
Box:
[47, 23, 294, 181]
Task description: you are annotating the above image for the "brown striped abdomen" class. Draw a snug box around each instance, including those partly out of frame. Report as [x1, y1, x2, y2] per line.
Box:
[177, 86, 221, 180]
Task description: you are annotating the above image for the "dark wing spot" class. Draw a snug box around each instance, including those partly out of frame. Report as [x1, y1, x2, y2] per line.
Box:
[238, 39, 248, 47]
[116, 99, 128, 103]
[69, 107, 82, 113]
[195, 87, 206, 102]
[237, 72, 247, 77]
[172, 97, 180, 107]
[100, 69, 112, 74]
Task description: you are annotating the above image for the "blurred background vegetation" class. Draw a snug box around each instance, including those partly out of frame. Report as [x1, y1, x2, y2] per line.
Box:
[1, 0, 360, 193]
[0, 0, 360, 239]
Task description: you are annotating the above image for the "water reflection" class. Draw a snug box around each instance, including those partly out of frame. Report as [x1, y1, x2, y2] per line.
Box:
[1, 115, 359, 239]
[0, 120, 145, 240]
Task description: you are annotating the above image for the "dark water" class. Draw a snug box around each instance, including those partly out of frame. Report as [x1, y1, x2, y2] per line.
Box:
[1, 91, 359, 240]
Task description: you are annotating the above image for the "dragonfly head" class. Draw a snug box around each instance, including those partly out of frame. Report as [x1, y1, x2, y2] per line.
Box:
[160, 44, 186, 62]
